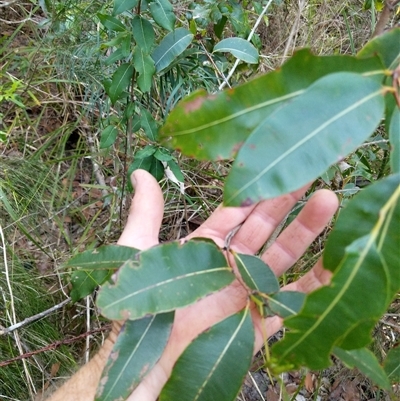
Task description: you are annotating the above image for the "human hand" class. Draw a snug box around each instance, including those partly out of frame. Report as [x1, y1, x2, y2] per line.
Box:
[111, 169, 339, 401]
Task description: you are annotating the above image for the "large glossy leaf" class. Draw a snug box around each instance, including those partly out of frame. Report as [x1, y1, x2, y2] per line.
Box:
[324, 174, 400, 272]
[224, 72, 384, 206]
[132, 16, 155, 54]
[214, 37, 259, 64]
[272, 177, 400, 370]
[357, 27, 400, 69]
[97, 240, 235, 320]
[97, 14, 126, 32]
[113, 0, 138, 16]
[133, 48, 155, 93]
[389, 108, 400, 173]
[333, 347, 390, 390]
[151, 28, 193, 72]
[96, 312, 174, 401]
[159, 305, 254, 401]
[159, 49, 383, 161]
[233, 253, 279, 294]
[106, 63, 134, 104]
[358, 28, 400, 130]
[149, 0, 176, 31]
[273, 237, 390, 369]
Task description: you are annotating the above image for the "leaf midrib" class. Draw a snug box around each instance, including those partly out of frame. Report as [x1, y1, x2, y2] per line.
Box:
[103, 266, 232, 311]
[193, 304, 250, 401]
[226, 88, 383, 204]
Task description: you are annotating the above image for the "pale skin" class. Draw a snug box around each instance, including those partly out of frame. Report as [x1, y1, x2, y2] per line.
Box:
[47, 169, 339, 401]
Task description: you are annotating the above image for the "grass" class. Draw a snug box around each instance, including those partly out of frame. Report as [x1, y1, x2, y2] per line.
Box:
[0, 0, 398, 400]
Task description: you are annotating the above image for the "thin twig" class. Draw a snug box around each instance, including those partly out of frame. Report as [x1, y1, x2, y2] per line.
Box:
[0, 298, 71, 336]
[0, 0, 19, 7]
[0, 326, 111, 367]
[372, 0, 400, 37]
[85, 130, 109, 199]
[281, 0, 306, 65]
[248, 372, 266, 401]
[358, 139, 389, 148]
[200, 41, 230, 88]
[219, 0, 274, 90]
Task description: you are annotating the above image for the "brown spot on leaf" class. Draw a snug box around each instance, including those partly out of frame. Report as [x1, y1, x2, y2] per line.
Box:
[183, 94, 217, 113]
[231, 141, 244, 156]
[241, 198, 254, 207]
[139, 363, 151, 378]
[120, 310, 132, 320]
[183, 97, 206, 113]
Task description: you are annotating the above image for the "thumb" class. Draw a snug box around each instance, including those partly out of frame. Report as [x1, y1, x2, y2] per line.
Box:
[117, 169, 164, 250]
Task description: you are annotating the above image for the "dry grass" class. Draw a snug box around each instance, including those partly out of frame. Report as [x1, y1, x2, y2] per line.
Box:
[0, 0, 399, 400]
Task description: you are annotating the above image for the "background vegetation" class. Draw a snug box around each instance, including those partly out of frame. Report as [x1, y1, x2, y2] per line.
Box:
[0, 0, 398, 400]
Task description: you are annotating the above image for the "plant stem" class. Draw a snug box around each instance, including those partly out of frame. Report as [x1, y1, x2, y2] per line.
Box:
[219, 0, 274, 90]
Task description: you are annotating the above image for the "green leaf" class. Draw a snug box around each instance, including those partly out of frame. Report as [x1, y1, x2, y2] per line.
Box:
[333, 347, 390, 389]
[389, 108, 400, 173]
[107, 63, 134, 104]
[213, 37, 259, 64]
[100, 125, 119, 149]
[233, 253, 279, 294]
[153, 147, 173, 162]
[363, 0, 373, 9]
[358, 27, 400, 69]
[97, 240, 235, 320]
[159, 306, 254, 401]
[140, 108, 158, 141]
[133, 48, 155, 93]
[104, 48, 125, 65]
[272, 178, 400, 370]
[383, 345, 400, 383]
[97, 13, 126, 32]
[135, 144, 157, 159]
[167, 159, 184, 182]
[127, 156, 154, 191]
[160, 49, 383, 161]
[65, 245, 140, 270]
[324, 174, 400, 272]
[113, 0, 138, 16]
[151, 28, 194, 72]
[132, 16, 155, 54]
[224, 72, 384, 206]
[67, 245, 141, 301]
[149, 156, 164, 181]
[267, 291, 306, 318]
[96, 312, 174, 401]
[70, 269, 113, 302]
[149, 0, 176, 31]
[273, 237, 387, 369]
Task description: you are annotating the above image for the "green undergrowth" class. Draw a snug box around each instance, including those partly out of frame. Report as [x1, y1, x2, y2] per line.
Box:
[0, 261, 76, 398]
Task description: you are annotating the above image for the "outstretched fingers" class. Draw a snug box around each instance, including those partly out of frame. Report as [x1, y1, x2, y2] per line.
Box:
[262, 189, 339, 276]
